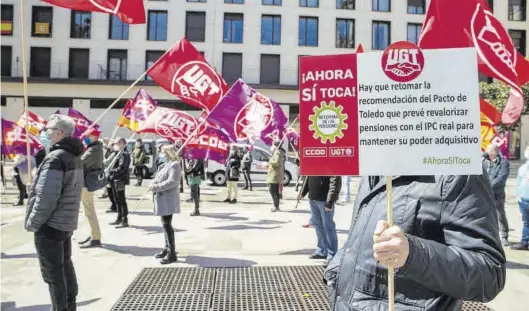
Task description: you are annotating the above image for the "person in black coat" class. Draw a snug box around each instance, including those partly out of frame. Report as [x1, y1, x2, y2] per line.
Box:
[224, 145, 241, 204]
[108, 137, 131, 228]
[35, 149, 46, 169]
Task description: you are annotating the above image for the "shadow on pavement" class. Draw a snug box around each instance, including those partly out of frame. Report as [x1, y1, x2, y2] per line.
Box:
[0, 298, 100, 311]
[129, 225, 187, 235]
[245, 219, 291, 225]
[1, 252, 37, 259]
[183, 255, 257, 268]
[507, 260, 529, 269]
[279, 249, 314, 256]
[128, 210, 153, 216]
[102, 244, 162, 257]
[199, 213, 249, 221]
[286, 209, 311, 214]
[207, 224, 281, 230]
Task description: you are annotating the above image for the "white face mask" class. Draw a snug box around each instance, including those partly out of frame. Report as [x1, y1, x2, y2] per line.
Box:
[113, 145, 120, 152]
[270, 146, 276, 153]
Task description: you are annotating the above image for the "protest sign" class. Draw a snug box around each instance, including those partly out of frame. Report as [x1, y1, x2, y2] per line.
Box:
[299, 42, 482, 176]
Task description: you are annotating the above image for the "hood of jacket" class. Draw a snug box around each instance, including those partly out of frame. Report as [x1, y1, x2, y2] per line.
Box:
[50, 137, 85, 157]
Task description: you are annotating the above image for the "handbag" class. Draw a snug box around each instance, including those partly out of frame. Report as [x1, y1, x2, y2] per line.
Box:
[85, 168, 107, 192]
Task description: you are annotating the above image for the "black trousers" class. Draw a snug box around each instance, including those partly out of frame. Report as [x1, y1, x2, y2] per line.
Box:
[14, 169, 26, 204]
[269, 184, 280, 208]
[107, 186, 117, 211]
[161, 215, 175, 252]
[35, 225, 78, 311]
[134, 166, 146, 185]
[190, 184, 200, 210]
[112, 184, 128, 221]
[243, 168, 252, 189]
[495, 194, 509, 239]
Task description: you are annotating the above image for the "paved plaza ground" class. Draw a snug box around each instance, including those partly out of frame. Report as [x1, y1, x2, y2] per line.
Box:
[1, 177, 528, 310]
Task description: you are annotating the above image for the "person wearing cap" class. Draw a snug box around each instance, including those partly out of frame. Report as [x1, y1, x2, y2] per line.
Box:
[24, 115, 84, 311]
[78, 129, 104, 248]
[267, 141, 285, 212]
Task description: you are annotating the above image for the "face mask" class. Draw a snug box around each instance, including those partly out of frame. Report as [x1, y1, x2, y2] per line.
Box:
[159, 153, 167, 163]
[270, 146, 276, 153]
[83, 137, 92, 146]
[113, 145, 120, 152]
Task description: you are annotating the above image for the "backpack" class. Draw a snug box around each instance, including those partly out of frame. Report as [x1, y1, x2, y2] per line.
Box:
[85, 168, 107, 192]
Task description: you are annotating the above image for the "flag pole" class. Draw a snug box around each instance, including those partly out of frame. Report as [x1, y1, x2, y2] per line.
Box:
[19, 0, 32, 186]
[386, 176, 395, 311]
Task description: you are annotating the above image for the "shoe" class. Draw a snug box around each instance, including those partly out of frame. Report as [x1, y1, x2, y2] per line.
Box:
[134, 183, 140, 186]
[243, 187, 248, 190]
[80, 240, 101, 248]
[223, 198, 231, 203]
[271, 207, 280, 212]
[230, 199, 237, 204]
[185, 198, 193, 203]
[510, 243, 529, 250]
[109, 219, 122, 225]
[99, 194, 108, 199]
[323, 259, 331, 268]
[155, 249, 169, 259]
[249, 188, 253, 191]
[180, 188, 184, 193]
[24, 193, 28, 199]
[190, 210, 201, 216]
[302, 224, 311, 228]
[78, 237, 91, 245]
[14, 201, 24, 206]
[116, 221, 129, 228]
[501, 238, 509, 246]
[160, 253, 177, 265]
[105, 209, 117, 213]
[279, 194, 283, 199]
[309, 253, 327, 260]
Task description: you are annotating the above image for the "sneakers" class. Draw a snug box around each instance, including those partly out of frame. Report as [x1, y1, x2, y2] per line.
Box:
[309, 253, 327, 260]
[510, 243, 529, 251]
[77, 237, 91, 245]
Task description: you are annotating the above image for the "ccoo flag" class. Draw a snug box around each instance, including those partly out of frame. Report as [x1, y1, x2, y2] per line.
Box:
[118, 89, 158, 132]
[16, 111, 47, 137]
[67, 108, 101, 138]
[1, 119, 43, 157]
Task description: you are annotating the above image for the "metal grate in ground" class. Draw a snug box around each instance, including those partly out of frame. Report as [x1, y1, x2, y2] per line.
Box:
[111, 266, 494, 311]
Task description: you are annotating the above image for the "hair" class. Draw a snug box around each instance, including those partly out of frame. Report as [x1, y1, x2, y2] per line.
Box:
[486, 143, 500, 153]
[47, 115, 75, 137]
[162, 145, 178, 161]
[116, 137, 127, 146]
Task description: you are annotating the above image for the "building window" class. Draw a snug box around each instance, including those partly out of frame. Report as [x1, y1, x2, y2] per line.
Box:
[407, 0, 425, 14]
[337, 0, 355, 9]
[486, 0, 494, 12]
[509, 0, 527, 21]
[1, 46, 12, 76]
[299, 17, 318, 47]
[300, 0, 318, 7]
[1, 5, 14, 36]
[261, 15, 281, 45]
[260, 54, 280, 84]
[147, 10, 168, 41]
[70, 11, 91, 39]
[109, 15, 129, 40]
[225, 0, 244, 3]
[222, 53, 242, 83]
[107, 50, 127, 80]
[263, 0, 281, 5]
[372, 21, 391, 50]
[372, 0, 390, 12]
[509, 29, 527, 56]
[407, 23, 422, 44]
[145, 50, 164, 80]
[223, 13, 244, 43]
[187, 0, 206, 2]
[31, 6, 53, 37]
[69, 48, 89, 79]
[336, 19, 354, 48]
[30, 47, 51, 78]
[186, 12, 206, 42]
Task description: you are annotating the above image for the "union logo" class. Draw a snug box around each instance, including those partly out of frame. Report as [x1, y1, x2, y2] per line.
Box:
[234, 93, 273, 141]
[381, 41, 425, 83]
[89, 0, 122, 14]
[154, 110, 206, 140]
[171, 61, 224, 110]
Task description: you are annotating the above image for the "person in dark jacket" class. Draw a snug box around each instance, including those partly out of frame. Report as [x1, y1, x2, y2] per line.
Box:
[132, 139, 147, 186]
[35, 148, 46, 169]
[24, 115, 84, 311]
[185, 157, 205, 216]
[298, 176, 341, 267]
[484, 143, 511, 245]
[324, 174, 506, 311]
[103, 141, 118, 212]
[78, 130, 104, 248]
[242, 147, 253, 191]
[224, 145, 241, 204]
[108, 137, 131, 228]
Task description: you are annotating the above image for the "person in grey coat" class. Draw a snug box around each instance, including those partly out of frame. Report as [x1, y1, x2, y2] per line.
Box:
[24, 115, 84, 311]
[324, 174, 506, 311]
[148, 145, 181, 265]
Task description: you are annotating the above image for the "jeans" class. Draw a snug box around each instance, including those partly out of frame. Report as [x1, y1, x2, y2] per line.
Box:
[269, 184, 280, 208]
[190, 184, 200, 210]
[495, 194, 509, 239]
[161, 215, 175, 252]
[519, 199, 529, 244]
[81, 188, 101, 240]
[242, 168, 252, 189]
[113, 186, 128, 222]
[343, 176, 351, 201]
[35, 225, 78, 311]
[309, 200, 338, 260]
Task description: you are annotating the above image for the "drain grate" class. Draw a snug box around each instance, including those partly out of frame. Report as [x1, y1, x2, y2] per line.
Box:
[111, 266, 494, 311]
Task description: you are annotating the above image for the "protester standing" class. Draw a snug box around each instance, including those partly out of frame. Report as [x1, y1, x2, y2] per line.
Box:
[278, 145, 286, 199]
[513, 146, 529, 251]
[132, 139, 147, 186]
[185, 157, 205, 216]
[149, 145, 181, 264]
[267, 141, 285, 212]
[324, 174, 506, 310]
[78, 130, 104, 248]
[24, 115, 84, 311]
[484, 143, 510, 245]
[108, 138, 131, 228]
[242, 147, 253, 191]
[103, 141, 118, 212]
[299, 176, 341, 266]
[224, 145, 241, 204]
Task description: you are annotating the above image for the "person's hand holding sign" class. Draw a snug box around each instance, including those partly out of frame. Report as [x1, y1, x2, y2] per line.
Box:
[373, 220, 409, 268]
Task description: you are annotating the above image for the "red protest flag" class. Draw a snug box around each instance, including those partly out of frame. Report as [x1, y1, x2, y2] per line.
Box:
[41, 0, 146, 24]
[1, 119, 43, 157]
[68, 108, 101, 138]
[480, 97, 501, 125]
[136, 107, 207, 141]
[147, 38, 229, 111]
[117, 89, 157, 132]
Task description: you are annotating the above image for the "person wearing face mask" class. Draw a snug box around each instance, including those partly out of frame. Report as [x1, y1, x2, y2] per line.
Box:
[108, 137, 131, 228]
[512, 146, 529, 251]
[24, 115, 84, 311]
[132, 139, 147, 186]
[78, 129, 104, 248]
[483, 143, 510, 246]
[148, 145, 181, 264]
[267, 141, 285, 212]
[224, 145, 241, 204]
[185, 156, 205, 216]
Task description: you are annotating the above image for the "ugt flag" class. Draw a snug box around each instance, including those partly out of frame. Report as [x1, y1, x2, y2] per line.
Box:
[16, 111, 47, 137]
[206, 79, 288, 146]
[118, 89, 157, 131]
[68, 108, 101, 138]
[137, 107, 206, 141]
[147, 38, 229, 111]
[183, 126, 231, 164]
[418, 0, 529, 124]
[41, 0, 146, 24]
[1, 119, 43, 157]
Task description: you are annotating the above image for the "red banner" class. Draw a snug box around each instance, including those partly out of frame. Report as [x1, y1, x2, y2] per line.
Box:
[136, 107, 206, 141]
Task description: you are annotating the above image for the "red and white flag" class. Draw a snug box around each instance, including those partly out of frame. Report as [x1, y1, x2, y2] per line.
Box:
[147, 38, 229, 112]
[418, 0, 529, 124]
[41, 0, 146, 24]
[16, 111, 47, 137]
[137, 107, 207, 141]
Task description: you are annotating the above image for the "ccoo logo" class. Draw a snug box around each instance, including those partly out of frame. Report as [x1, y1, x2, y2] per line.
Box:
[234, 93, 274, 141]
[171, 61, 224, 111]
[381, 41, 425, 83]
